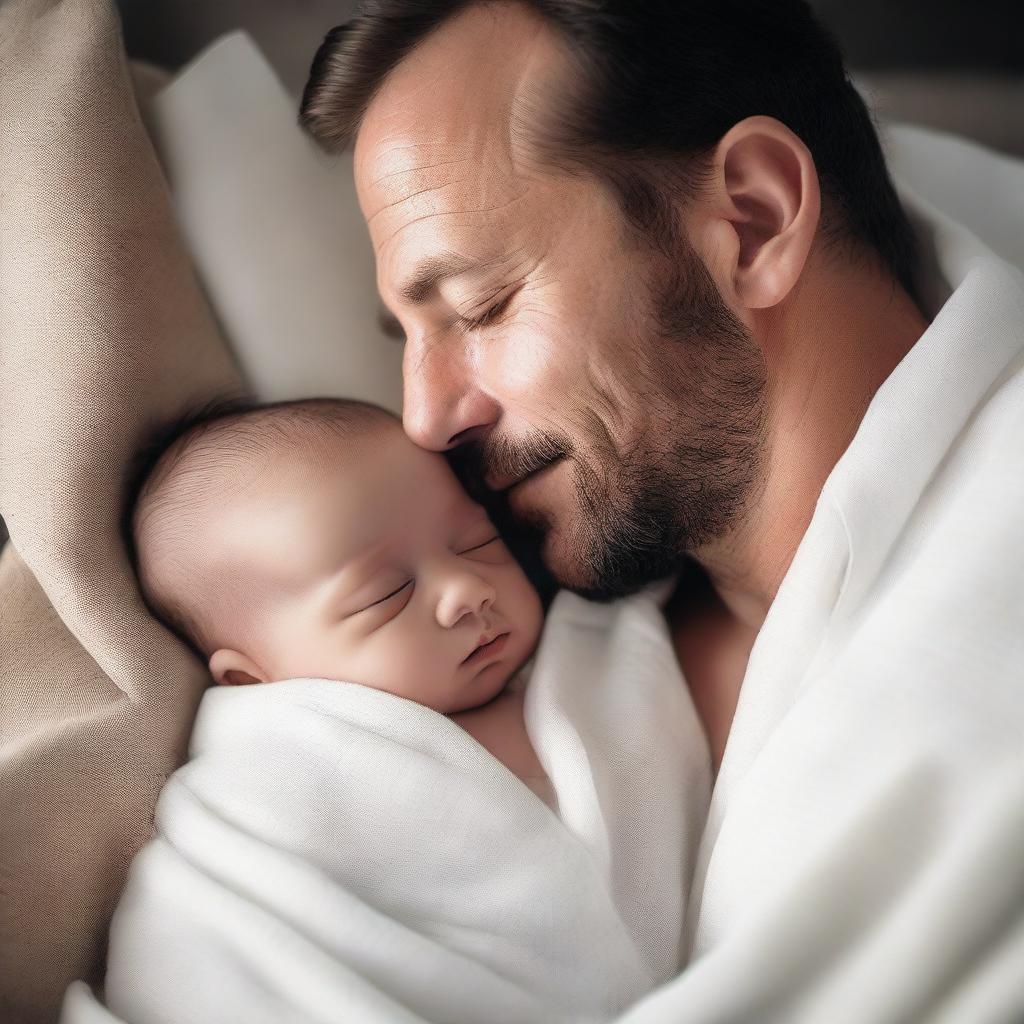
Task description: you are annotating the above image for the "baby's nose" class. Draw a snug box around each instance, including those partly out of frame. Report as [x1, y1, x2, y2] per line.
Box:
[436, 573, 496, 629]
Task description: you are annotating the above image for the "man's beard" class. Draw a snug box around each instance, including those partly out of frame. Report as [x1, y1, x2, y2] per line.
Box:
[449, 234, 768, 602]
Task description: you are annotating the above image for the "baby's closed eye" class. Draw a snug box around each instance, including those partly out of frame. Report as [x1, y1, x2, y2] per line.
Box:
[361, 580, 414, 610]
[459, 536, 500, 555]
[458, 535, 509, 564]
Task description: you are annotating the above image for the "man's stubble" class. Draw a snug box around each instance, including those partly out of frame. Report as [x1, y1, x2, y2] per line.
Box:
[451, 220, 770, 602]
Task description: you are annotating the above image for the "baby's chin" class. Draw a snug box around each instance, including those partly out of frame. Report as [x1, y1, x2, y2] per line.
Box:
[448, 655, 526, 714]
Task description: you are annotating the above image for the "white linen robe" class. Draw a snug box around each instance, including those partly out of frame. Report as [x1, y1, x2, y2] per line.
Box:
[614, 185, 1024, 1023]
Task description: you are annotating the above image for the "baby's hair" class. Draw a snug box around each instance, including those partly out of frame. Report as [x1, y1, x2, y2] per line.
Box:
[121, 394, 398, 663]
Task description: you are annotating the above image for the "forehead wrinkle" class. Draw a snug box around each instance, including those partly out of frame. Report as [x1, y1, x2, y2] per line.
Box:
[369, 137, 517, 221]
[365, 142, 454, 189]
[370, 157, 473, 192]
[375, 179, 532, 274]
[376, 208, 463, 260]
[362, 69, 528, 227]
[369, 140, 474, 182]
[359, 9, 574, 319]
[361, 138, 478, 223]
[366, 177, 474, 227]
[368, 151, 503, 250]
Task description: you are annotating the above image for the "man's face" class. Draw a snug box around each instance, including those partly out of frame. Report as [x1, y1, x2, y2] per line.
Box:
[354, 5, 767, 600]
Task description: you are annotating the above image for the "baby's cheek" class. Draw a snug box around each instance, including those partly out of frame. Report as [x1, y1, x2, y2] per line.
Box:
[506, 569, 544, 644]
[365, 624, 442, 696]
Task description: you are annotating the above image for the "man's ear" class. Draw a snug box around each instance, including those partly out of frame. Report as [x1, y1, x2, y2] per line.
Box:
[703, 115, 821, 310]
[208, 648, 270, 686]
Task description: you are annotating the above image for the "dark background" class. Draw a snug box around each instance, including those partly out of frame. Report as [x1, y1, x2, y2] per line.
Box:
[815, 0, 1022, 70]
[109, 0, 1023, 158]
[113, 0, 1024, 79]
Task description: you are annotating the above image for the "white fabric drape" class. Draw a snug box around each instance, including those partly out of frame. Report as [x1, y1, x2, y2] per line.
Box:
[67, 586, 710, 1024]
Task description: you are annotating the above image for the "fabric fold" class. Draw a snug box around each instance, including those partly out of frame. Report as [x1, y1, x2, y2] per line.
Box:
[78, 587, 708, 1024]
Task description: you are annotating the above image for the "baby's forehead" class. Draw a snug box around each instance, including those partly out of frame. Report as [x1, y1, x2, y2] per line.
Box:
[262, 417, 425, 488]
[213, 418, 475, 547]
[154, 410, 397, 532]
[202, 411, 398, 484]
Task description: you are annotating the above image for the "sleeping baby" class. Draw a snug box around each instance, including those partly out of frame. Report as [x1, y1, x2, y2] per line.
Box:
[127, 394, 555, 803]
[98, 394, 711, 1024]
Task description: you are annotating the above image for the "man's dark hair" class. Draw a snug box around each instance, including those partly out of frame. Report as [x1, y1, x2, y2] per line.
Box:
[299, 0, 919, 299]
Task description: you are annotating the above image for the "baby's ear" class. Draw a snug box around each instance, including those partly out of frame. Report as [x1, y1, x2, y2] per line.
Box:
[209, 648, 268, 686]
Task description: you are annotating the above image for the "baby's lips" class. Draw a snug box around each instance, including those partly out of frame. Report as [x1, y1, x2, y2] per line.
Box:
[461, 627, 509, 664]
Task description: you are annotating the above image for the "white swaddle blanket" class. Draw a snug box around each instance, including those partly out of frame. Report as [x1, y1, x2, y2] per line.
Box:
[74, 585, 710, 1024]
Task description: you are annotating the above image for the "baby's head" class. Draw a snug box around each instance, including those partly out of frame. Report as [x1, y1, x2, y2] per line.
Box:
[124, 396, 543, 714]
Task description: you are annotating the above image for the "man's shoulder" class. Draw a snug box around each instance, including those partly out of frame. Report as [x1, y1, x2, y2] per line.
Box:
[928, 341, 1024, 510]
[828, 354, 1023, 720]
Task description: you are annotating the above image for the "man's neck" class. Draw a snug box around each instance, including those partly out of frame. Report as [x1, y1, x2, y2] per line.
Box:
[694, 257, 929, 631]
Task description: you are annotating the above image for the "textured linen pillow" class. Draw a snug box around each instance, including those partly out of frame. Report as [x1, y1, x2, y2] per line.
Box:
[0, 1, 243, 1021]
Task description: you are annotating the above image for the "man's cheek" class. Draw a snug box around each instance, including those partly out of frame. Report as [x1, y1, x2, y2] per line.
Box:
[493, 323, 581, 429]
[490, 321, 554, 397]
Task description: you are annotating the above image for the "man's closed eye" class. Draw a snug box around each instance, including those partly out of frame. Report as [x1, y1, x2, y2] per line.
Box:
[459, 288, 518, 331]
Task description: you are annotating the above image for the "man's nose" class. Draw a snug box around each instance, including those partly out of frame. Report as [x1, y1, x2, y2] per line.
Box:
[435, 570, 497, 630]
[402, 334, 500, 451]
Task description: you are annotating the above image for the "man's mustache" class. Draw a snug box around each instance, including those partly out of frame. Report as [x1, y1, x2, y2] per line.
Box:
[447, 430, 570, 501]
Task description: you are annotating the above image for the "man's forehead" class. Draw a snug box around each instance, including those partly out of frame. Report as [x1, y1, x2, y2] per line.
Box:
[353, 3, 563, 229]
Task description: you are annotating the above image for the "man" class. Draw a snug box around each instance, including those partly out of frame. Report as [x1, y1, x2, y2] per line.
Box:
[300, 0, 931, 770]
[300, 1, 1024, 1019]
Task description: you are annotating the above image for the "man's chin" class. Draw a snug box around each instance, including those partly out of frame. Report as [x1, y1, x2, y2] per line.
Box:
[538, 531, 590, 592]
[536, 505, 690, 602]
[548, 555, 645, 603]
[492, 500, 613, 603]
[488, 487, 673, 603]
[535, 521, 645, 602]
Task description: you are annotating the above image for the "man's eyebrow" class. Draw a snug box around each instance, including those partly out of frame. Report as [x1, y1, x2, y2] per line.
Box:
[397, 251, 476, 305]
[394, 247, 520, 307]
[382, 249, 520, 330]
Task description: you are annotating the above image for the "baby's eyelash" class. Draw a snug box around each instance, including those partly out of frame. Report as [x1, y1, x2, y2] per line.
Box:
[364, 580, 413, 609]
[460, 537, 500, 554]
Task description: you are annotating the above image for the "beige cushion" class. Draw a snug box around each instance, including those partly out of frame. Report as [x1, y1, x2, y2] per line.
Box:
[0, 0, 243, 1020]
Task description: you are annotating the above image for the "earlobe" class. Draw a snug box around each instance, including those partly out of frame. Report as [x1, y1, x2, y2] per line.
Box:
[208, 648, 269, 686]
[714, 115, 821, 310]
